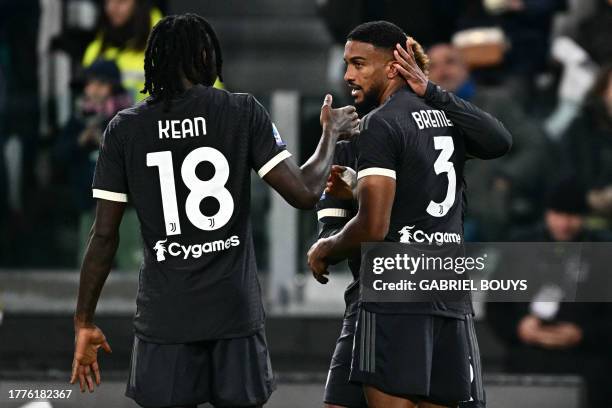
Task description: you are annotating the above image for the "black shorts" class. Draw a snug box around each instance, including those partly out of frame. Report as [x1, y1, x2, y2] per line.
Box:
[350, 309, 485, 407]
[324, 281, 368, 408]
[125, 329, 275, 408]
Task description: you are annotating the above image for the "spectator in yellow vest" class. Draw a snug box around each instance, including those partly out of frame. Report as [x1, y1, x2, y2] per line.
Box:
[83, 0, 162, 102]
[83, 0, 222, 102]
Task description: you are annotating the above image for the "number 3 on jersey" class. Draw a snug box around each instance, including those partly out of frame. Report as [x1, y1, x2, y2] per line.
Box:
[147, 147, 234, 235]
[426, 136, 456, 218]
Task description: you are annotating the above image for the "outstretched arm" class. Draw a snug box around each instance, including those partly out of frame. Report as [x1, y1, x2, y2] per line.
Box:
[394, 38, 512, 160]
[71, 199, 124, 393]
[74, 200, 124, 326]
[263, 95, 359, 209]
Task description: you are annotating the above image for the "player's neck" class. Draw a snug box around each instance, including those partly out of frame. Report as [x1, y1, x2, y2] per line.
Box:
[378, 80, 407, 106]
[181, 76, 195, 91]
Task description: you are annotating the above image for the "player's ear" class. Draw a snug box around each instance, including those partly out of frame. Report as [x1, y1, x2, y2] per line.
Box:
[386, 60, 399, 79]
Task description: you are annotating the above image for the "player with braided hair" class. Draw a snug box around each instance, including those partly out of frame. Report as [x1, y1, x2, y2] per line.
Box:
[142, 13, 223, 110]
[70, 13, 359, 408]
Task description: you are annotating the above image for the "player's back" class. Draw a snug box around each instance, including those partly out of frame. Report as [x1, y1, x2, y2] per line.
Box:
[356, 86, 470, 317]
[93, 85, 289, 342]
[359, 87, 466, 244]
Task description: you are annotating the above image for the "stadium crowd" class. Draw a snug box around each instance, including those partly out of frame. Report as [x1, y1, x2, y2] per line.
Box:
[0, 0, 611, 404]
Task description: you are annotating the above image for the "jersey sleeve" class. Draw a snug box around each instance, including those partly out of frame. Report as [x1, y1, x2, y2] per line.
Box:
[356, 115, 400, 180]
[316, 142, 356, 227]
[92, 118, 128, 202]
[248, 95, 292, 178]
[317, 192, 356, 236]
[423, 81, 512, 159]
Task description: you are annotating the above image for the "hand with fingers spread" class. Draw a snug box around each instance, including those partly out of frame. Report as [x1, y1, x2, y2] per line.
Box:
[326, 165, 357, 200]
[70, 324, 112, 393]
[307, 238, 333, 284]
[320, 94, 360, 140]
[393, 37, 429, 97]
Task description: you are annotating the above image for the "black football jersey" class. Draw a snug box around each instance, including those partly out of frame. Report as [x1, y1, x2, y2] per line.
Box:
[356, 87, 472, 317]
[92, 85, 290, 342]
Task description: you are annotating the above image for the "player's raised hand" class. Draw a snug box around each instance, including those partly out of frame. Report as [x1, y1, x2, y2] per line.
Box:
[320, 94, 360, 140]
[70, 325, 112, 393]
[325, 165, 357, 200]
[393, 37, 428, 97]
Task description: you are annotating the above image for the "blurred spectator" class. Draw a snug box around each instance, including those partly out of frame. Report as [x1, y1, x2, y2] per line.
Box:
[54, 60, 133, 266]
[82, 0, 162, 102]
[317, 0, 463, 48]
[560, 66, 612, 217]
[55, 60, 131, 212]
[487, 179, 612, 406]
[574, 0, 612, 66]
[484, 0, 567, 95]
[544, 36, 598, 139]
[427, 43, 548, 240]
[545, 0, 610, 139]
[552, 0, 598, 39]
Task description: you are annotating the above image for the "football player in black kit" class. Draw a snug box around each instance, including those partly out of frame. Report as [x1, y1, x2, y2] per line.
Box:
[308, 21, 512, 408]
[69, 14, 360, 408]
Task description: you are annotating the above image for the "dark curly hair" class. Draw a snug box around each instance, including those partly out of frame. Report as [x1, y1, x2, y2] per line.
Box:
[141, 13, 223, 110]
[347, 20, 429, 75]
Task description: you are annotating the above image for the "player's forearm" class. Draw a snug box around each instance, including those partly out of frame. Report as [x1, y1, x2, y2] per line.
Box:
[299, 127, 339, 203]
[74, 230, 119, 329]
[327, 214, 386, 260]
[424, 81, 512, 159]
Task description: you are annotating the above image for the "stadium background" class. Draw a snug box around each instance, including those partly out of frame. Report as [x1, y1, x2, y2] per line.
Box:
[1, 0, 611, 406]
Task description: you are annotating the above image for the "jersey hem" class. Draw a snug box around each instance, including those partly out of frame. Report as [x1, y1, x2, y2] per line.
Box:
[133, 320, 265, 344]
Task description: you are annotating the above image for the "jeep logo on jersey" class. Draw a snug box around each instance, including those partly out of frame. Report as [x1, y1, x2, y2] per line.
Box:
[399, 225, 461, 245]
[153, 236, 241, 261]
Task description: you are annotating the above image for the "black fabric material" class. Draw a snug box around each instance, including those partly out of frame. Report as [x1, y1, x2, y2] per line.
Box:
[93, 85, 287, 342]
[356, 87, 472, 317]
[316, 140, 360, 278]
[424, 81, 512, 161]
[324, 282, 367, 408]
[350, 310, 483, 406]
[126, 330, 275, 407]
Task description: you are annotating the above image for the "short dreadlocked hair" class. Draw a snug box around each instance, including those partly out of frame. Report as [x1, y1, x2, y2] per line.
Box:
[347, 21, 429, 75]
[142, 13, 223, 110]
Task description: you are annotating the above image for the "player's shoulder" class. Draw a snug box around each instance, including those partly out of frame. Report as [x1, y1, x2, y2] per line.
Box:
[226, 91, 260, 109]
[391, 86, 433, 112]
[184, 85, 251, 110]
[106, 105, 139, 136]
[361, 104, 390, 131]
[360, 101, 401, 138]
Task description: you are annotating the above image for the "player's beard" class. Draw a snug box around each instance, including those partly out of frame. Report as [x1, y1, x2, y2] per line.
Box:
[354, 85, 383, 116]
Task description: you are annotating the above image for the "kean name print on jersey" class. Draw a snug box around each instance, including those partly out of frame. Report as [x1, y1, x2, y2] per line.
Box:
[158, 117, 207, 139]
